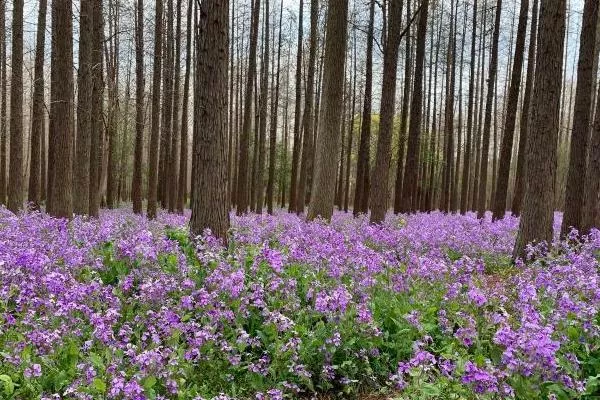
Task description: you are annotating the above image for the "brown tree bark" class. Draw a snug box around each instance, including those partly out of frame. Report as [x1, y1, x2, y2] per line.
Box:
[236, 0, 260, 214]
[401, 0, 429, 214]
[190, 0, 230, 242]
[296, 0, 318, 214]
[106, 0, 120, 209]
[514, 0, 566, 259]
[159, 0, 174, 207]
[255, 0, 270, 213]
[168, 0, 182, 212]
[8, 0, 24, 213]
[582, 81, 600, 233]
[132, 0, 145, 214]
[561, 0, 599, 236]
[307, 0, 349, 221]
[177, 0, 193, 213]
[28, 0, 47, 210]
[288, 0, 304, 212]
[512, 0, 538, 216]
[147, 0, 163, 219]
[353, 0, 374, 216]
[369, 0, 404, 223]
[0, 0, 5, 205]
[492, 0, 529, 221]
[47, 0, 74, 218]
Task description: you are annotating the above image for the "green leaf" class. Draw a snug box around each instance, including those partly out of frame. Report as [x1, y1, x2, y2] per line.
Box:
[0, 374, 15, 396]
[421, 383, 441, 397]
[92, 378, 107, 393]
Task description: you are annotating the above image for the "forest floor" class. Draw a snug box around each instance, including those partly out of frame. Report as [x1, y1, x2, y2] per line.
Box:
[0, 207, 599, 399]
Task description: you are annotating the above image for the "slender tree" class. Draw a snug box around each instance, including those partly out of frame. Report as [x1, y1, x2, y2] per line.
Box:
[582, 81, 600, 233]
[307, 0, 349, 221]
[369, 0, 404, 223]
[256, 0, 270, 213]
[0, 0, 5, 205]
[48, 0, 74, 218]
[132, 0, 145, 214]
[514, 0, 566, 259]
[168, 0, 183, 212]
[28, 0, 48, 210]
[190, 0, 230, 241]
[8, 0, 24, 213]
[492, 0, 529, 220]
[561, 0, 599, 236]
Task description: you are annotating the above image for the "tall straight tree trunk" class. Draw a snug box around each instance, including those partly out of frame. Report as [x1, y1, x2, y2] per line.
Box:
[307, 0, 349, 221]
[354, 0, 374, 216]
[460, 0, 477, 214]
[48, 0, 74, 218]
[236, 0, 260, 214]
[453, 5, 466, 213]
[288, 0, 304, 212]
[8, 0, 24, 213]
[74, 0, 91, 214]
[582, 81, 600, 233]
[177, 0, 193, 213]
[394, 0, 412, 214]
[344, 29, 358, 212]
[255, 0, 270, 213]
[476, 0, 501, 218]
[132, 0, 145, 214]
[0, 0, 5, 205]
[28, 0, 47, 210]
[159, 0, 174, 207]
[492, 0, 529, 221]
[561, 0, 599, 236]
[369, 0, 404, 223]
[168, 0, 183, 212]
[471, 4, 487, 211]
[267, 0, 283, 214]
[401, 0, 429, 214]
[147, 0, 163, 219]
[441, 0, 456, 213]
[190, 0, 230, 242]
[106, 0, 120, 209]
[297, 0, 318, 214]
[512, 0, 538, 216]
[514, 0, 566, 259]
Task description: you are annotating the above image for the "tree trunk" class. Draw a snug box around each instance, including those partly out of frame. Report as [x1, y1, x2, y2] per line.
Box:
[159, 0, 174, 207]
[582, 81, 600, 233]
[401, 0, 429, 214]
[307, 0, 349, 221]
[255, 0, 270, 213]
[132, 0, 145, 214]
[561, 0, 599, 236]
[236, 0, 260, 214]
[48, 0, 74, 218]
[147, 0, 163, 219]
[354, 0, 374, 216]
[190, 0, 230, 242]
[168, 0, 182, 212]
[8, 0, 24, 213]
[177, 0, 193, 213]
[28, 0, 47, 210]
[0, 0, 5, 205]
[369, 0, 404, 223]
[512, 0, 538, 216]
[492, 0, 529, 221]
[513, 0, 566, 259]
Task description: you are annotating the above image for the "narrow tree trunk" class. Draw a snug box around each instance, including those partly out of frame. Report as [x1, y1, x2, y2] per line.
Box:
[492, 0, 528, 221]
[307, 0, 349, 221]
[369, 0, 405, 223]
[561, 0, 599, 236]
[147, 0, 163, 219]
[190, 0, 230, 242]
[255, 0, 270, 213]
[28, 0, 47, 210]
[132, 0, 145, 214]
[168, 0, 183, 212]
[0, 0, 5, 205]
[48, 0, 74, 218]
[441, 0, 456, 213]
[582, 80, 600, 233]
[514, 0, 566, 259]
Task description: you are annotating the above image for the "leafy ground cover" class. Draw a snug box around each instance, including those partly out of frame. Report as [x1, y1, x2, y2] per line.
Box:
[0, 208, 599, 399]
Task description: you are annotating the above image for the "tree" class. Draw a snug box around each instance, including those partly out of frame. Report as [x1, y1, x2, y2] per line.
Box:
[0, 0, 5, 205]
[296, 0, 318, 214]
[513, 0, 566, 259]
[177, 0, 193, 213]
[354, 0, 374, 216]
[159, 0, 174, 207]
[255, 0, 270, 213]
[402, 0, 429, 213]
[8, 0, 24, 213]
[512, 0, 538, 215]
[288, 0, 304, 212]
[48, 0, 74, 218]
[582, 82, 600, 233]
[236, 0, 260, 215]
[307, 0, 349, 221]
[369, 0, 404, 223]
[476, 0, 502, 219]
[492, 0, 529, 221]
[132, 0, 145, 214]
[28, 0, 48, 210]
[147, 0, 163, 219]
[190, 0, 230, 242]
[168, 0, 183, 212]
[561, 0, 599, 236]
